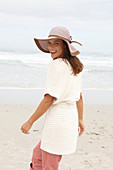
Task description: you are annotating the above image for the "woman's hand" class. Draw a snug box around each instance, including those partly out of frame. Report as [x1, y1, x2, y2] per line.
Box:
[78, 119, 85, 136]
[21, 121, 33, 134]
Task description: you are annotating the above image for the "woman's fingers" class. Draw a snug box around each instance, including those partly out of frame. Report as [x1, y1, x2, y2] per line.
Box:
[79, 128, 85, 136]
[21, 122, 31, 134]
[78, 120, 85, 136]
[21, 126, 26, 134]
[21, 128, 29, 134]
[78, 127, 84, 136]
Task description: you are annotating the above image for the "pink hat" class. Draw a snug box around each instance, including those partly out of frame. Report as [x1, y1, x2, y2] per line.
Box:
[34, 27, 82, 56]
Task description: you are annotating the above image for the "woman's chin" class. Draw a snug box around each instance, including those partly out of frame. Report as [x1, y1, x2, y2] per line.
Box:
[51, 55, 57, 59]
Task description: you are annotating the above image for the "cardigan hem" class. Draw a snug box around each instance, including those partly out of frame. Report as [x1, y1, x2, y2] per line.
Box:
[40, 146, 76, 155]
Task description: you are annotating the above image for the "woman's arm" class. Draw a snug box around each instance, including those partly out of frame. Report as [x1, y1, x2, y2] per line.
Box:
[21, 94, 55, 134]
[76, 93, 85, 136]
[76, 93, 83, 120]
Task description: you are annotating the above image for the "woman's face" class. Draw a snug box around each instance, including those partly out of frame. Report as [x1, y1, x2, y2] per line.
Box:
[48, 39, 64, 59]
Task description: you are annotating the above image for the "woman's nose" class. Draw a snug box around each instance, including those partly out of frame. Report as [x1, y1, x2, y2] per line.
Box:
[49, 44, 55, 48]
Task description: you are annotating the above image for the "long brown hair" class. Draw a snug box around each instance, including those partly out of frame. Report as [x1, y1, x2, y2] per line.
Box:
[61, 40, 84, 76]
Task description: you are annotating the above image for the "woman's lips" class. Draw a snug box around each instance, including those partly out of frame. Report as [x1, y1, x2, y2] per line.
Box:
[51, 51, 57, 55]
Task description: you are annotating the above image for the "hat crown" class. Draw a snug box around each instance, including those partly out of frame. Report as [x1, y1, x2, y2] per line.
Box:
[48, 27, 71, 42]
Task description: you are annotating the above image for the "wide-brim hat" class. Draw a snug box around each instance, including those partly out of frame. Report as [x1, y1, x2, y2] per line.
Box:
[34, 27, 82, 56]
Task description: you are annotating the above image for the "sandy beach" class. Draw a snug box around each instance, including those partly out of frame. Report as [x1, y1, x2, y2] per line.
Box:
[0, 102, 113, 170]
[0, 0, 113, 169]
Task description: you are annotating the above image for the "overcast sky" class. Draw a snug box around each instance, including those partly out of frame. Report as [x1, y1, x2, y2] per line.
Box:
[0, 0, 113, 55]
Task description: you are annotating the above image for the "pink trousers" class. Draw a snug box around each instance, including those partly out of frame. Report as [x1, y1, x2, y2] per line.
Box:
[30, 140, 62, 170]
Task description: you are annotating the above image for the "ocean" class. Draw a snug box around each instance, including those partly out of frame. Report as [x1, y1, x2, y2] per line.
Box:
[0, 51, 113, 90]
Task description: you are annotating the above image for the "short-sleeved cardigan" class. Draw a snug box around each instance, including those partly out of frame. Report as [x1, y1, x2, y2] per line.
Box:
[40, 58, 82, 155]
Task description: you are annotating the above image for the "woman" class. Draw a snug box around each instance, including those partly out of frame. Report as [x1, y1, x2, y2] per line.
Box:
[21, 26, 85, 170]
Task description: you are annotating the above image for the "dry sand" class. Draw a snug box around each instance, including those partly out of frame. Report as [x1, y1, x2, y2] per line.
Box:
[0, 104, 113, 170]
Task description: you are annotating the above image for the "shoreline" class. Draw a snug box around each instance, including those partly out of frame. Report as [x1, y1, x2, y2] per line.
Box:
[0, 88, 113, 105]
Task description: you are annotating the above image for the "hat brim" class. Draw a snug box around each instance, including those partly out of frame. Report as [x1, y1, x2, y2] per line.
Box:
[34, 37, 80, 56]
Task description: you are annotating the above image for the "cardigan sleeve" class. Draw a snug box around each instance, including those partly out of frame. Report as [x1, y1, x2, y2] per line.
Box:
[75, 71, 83, 101]
[43, 61, 68, 100]
[79, 72, 82, 93]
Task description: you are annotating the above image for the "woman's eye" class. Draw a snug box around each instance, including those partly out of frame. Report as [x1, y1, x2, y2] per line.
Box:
[55, 42, 59, 45]
[48, 41, 59, 45]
